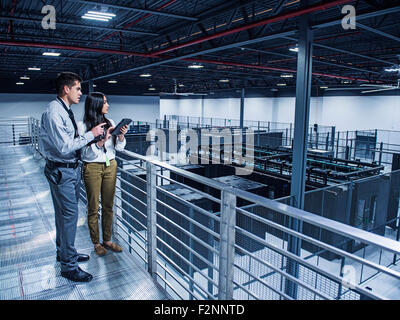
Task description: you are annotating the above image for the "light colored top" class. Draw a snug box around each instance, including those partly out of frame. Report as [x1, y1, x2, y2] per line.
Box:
[39, 98, 94, 163]
[77, 119, 126, 163]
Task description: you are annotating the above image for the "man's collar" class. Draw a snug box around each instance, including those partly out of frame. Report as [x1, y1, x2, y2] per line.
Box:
[57, 96, 70, 109]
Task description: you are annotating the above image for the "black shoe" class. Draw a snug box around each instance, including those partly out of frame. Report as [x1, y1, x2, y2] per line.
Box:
[61, 267, 93, 282]
[56, 253, 90, 263]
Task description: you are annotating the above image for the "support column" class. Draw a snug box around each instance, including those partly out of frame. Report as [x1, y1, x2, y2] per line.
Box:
[286, 0, 313, 299]
[239, 88, 245, 129]
[146, 162, 158, 280]
[88, 79, 94, 93]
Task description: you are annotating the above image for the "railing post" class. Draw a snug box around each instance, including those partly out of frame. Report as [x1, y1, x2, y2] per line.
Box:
[112, 169, 121, 244]
[218, 188, 236, 300]
[146, 162, 157, 280]
[336, 131, 340, 158]
[12, 124, 16, 145]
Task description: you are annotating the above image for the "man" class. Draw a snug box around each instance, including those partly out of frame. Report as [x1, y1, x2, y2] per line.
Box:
[39, 72, 105, 282]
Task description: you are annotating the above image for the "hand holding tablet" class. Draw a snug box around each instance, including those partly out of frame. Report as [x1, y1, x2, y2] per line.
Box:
[111, 118, 132, 135]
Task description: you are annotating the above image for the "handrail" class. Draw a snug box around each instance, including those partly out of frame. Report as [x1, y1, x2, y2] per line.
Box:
[25, 117, 400, 300]
[121, 149, 400, 257]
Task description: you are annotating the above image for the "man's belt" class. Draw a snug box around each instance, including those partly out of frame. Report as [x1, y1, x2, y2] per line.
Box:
[46, 159, 79, 169]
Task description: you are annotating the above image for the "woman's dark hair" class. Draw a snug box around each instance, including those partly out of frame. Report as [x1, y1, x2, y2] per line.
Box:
[83, 92, 115, 144]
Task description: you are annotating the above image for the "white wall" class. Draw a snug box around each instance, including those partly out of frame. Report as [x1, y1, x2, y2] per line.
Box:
[3, 93, 399, 132]
[160, 95, 400, 131]
[0, 94, 160, 124]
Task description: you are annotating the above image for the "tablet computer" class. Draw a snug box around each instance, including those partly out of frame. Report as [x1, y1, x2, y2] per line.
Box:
[111, 118, 132, 135]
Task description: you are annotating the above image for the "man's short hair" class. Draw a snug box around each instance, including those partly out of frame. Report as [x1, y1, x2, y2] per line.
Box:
[56, 72, 82, 96]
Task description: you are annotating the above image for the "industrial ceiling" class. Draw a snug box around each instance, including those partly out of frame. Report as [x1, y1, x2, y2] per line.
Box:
[1, 0, 400, 96]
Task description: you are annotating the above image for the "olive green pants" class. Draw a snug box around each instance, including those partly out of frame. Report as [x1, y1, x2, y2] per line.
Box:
[83, 160, 117, 244]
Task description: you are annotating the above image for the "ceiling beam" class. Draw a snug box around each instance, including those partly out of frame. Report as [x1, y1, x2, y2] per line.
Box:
[283, 36, 394, 66]
[0, 16, 159, 36]
[357, 23, 400, 43]
[65, 0, 198, 21]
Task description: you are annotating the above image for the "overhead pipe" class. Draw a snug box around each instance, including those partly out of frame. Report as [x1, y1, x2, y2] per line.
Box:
[150, 0, 355, 56]
[0, 40, 374, 83]
[184, 58, 371, 82]
[101, 0, 177, 42]
[0, 40, 151, 58]
[52, 0, 177, 71]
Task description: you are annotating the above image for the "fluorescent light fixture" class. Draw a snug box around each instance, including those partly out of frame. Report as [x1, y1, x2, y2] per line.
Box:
[42, 52, 60, 56]
[280, 74, 293, 78]
[289, 47, 299, 52]
[188, 64, 203, 69]
[148, 87, 156, 91]
[93, 84, 97, 87]
[271, 88, 278, 92]
[178, 84, 184, 87]
[140, 73, 152, 77]
[82, 11, 115, 22]
[28, 67, 41, 71]
[82, 15, 110, 22]
[108, 80, 117, 84]
[87, 11, 116, 17]
[320, 86, 329, 89]
[219, 79, 229, 82]
[276, 83, 286, 86]
[16, 82, 24, 85]
[384, 67, 400, 72]
[20, 76, 30, 80]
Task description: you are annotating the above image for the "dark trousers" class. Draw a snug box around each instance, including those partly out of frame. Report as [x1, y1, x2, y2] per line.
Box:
[44, 164, 81, 272]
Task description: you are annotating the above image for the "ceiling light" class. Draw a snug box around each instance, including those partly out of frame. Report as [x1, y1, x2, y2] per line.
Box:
[384, 67, 400, 72]
[280, 74, 293, 78]
[320, 86, 329, 89]
[148, 87, 156, 91]
[82, 11, 115, 22]
[188, 64, 203, 69]
[82, 15, 110, 22]
[276, 83, 286, 86]
[178, 84, 184, 87]
[271, 88, 278, 92]
[93, 84, 97, 87]
[87, 11, 116, 17]
[28, 67, 41, 71]
[20, 76, 30, 80]
[219, 79, 229, 83]
[42, 52, 60, 56]
[289, 47, 299, 52]
[108, 80, 117, 84]
[16, 82, 24, 85]
[140, 73, 152, 77]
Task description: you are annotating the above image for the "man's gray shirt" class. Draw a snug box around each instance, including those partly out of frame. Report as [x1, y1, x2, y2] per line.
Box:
[39, 98, 94, 163]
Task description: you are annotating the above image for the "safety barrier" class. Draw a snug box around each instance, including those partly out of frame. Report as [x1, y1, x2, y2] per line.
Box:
[23, 116, 400, 299]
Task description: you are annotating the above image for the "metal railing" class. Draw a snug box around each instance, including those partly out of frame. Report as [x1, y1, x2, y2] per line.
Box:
[164, 115, 400, 170]
[0, 117, 31, 146]
[21, 117, 400, 300]
[111, 149, 400, 300]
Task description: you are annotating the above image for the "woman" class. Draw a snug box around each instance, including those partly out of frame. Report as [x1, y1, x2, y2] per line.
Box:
[77, 92, 129, 256]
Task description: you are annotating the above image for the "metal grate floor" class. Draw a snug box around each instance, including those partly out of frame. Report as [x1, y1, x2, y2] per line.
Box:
[0, 145, 169, 300]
